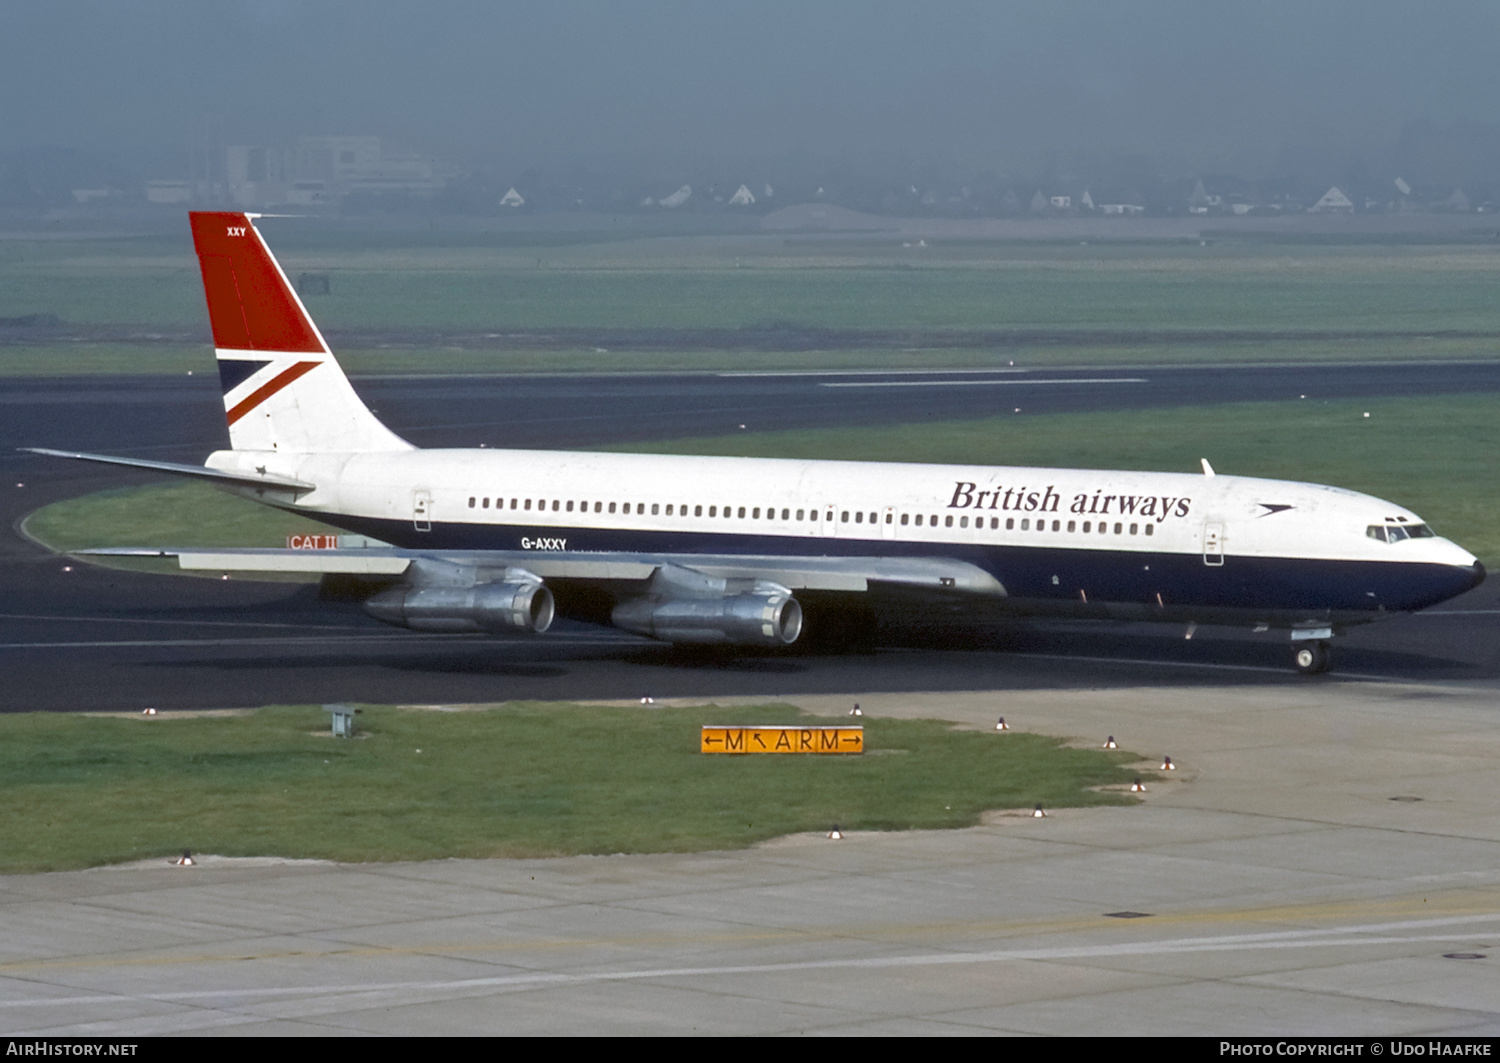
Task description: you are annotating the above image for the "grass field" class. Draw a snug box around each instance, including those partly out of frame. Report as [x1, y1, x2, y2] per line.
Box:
[3, 232, 1499, 375]
[0, 702, 1142, 872]
[26, 392, 1500, 566]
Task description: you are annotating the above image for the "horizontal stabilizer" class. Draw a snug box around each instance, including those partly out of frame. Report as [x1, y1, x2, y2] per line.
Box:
[23, 448, 315, 491]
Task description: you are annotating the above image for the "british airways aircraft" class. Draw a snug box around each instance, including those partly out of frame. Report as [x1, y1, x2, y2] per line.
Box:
[30, 212, 1485, 674]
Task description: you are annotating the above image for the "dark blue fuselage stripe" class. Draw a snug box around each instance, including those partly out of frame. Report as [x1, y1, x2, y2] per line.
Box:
[311, 514, 1482, 619]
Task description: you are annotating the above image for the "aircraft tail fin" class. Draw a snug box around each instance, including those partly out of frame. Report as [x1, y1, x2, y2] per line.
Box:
[189, 212, 411, 454]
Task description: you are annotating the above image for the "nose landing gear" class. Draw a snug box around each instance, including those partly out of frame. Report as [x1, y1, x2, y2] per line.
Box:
[1292, 640, 1332, 675]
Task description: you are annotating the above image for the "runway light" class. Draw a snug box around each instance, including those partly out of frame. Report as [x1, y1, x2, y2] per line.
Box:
[61, 566, 71, 572]
[828, 826, 842, 840]
[142, 708, 157, 716]
[849, 703, 862, 717]
[220, 574, 229, 580]
[1131, 779, 1147, 792]
[174, 851, 195, 866]
[738, 424, 746, 429]
[1103, 735, 1117, 749]
[14, 482, 22, 488]
[995, 716, 1009, 731]
[1161, 756, 1175, 770]
[1363, 412, 1370, 418]
[1033, 804, 1046, 818]
[640, 696, 655, 705]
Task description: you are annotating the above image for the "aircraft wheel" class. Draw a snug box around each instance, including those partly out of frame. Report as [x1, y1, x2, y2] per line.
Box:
[1292, 641, 1331, 675]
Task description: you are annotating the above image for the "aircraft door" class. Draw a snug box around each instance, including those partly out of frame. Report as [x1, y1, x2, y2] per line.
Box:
[1202, 520, 1224, 566]
[413, 490, 432, 533]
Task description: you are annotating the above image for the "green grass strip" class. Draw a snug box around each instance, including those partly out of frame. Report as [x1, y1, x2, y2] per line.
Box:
[0, 703, 1140, 872]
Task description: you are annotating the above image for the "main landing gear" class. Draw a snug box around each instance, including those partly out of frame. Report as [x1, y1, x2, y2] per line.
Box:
[1291, 640, 1332, 675]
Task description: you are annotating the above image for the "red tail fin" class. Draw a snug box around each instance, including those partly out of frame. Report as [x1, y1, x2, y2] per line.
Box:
[190, 212, 324, 353]
[187, 212, 410, 454]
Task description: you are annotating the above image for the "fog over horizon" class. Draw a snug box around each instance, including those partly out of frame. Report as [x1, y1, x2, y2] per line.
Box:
[5, 1, 1500, 186]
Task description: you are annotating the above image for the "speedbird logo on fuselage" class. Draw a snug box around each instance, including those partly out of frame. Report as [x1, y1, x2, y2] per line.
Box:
[948, 482, 1192, 519]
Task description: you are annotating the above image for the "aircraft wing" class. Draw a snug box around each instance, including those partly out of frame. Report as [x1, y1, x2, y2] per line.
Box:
[76, 547, 1008, 597]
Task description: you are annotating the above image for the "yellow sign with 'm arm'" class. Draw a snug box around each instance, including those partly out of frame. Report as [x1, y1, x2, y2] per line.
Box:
[700, 726, 863, 755]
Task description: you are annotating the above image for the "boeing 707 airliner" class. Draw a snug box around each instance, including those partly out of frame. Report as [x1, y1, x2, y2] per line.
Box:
[29, 212, 1485, 674]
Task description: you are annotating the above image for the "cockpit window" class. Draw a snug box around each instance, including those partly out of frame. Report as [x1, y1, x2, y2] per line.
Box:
[1369, 522, 1435, 543]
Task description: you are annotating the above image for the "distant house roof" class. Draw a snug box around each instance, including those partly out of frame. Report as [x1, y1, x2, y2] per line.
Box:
[1309, 186, 1355, 212]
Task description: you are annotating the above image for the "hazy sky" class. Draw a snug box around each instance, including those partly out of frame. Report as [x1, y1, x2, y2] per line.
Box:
[4, 1, 1499, 178]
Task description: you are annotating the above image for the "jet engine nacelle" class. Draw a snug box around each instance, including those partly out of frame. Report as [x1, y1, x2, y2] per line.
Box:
[365, 578, 554, 634]
[612, 582, 803, 646]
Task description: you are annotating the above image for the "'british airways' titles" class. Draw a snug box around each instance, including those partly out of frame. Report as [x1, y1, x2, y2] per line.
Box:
[948, 482, 1192, 519]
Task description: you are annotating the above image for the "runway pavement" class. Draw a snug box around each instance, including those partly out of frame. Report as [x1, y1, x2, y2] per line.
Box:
[4, 362, 1500, 712]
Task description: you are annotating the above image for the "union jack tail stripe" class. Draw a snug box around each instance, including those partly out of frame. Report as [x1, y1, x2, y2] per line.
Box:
[225, 360, 321, 426]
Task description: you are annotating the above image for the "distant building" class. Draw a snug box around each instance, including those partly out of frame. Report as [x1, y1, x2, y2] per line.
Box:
[658, 185, 692, 208]
[500, 187, 525, 207]
[226, 145, 287, 207]
[728, 184, 756, 206]
[296, 135, 448, 199]
[1189, 175, 1255, 215]
[1440, 188, 1471, 212]
[145, 180, 192, 205]
[1309, 186, 1355, 213]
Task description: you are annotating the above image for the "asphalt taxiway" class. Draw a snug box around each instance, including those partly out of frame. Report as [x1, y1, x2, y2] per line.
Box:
[4, 362, 1500, 711]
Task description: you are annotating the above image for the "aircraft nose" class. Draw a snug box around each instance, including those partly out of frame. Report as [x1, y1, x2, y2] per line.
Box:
[1468, 560, 1486, 590]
